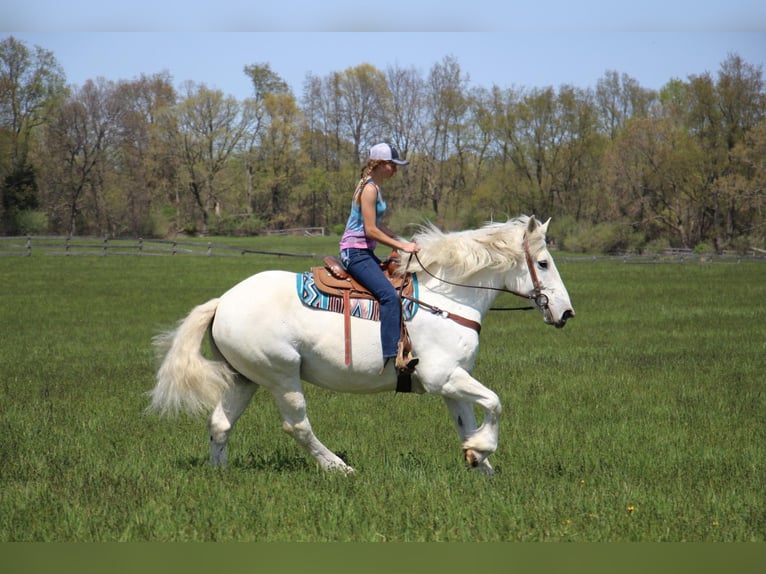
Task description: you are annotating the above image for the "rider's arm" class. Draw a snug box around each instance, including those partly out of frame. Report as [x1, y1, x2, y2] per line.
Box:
[359, 183, 419, 253]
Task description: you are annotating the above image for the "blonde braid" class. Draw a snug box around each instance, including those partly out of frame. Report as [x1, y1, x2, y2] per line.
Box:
[354, 160, 387, 199]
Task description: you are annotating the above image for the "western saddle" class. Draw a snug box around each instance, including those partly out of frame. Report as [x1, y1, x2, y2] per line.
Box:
[310, 252, 416, 391]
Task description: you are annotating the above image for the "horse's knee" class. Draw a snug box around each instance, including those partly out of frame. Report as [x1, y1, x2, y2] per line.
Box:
[483, 390, 502, 416]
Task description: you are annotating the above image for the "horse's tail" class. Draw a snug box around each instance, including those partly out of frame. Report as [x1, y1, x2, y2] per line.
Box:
[147, 298, 235, 417]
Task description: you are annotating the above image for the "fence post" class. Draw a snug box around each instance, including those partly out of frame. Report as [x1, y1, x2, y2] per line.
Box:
[26, 235, 32, 257]
[66, 236, 71, 256]
[207, 242, 212, 256]
[138, 237, 143, 255]
[172, 241, 177, 256]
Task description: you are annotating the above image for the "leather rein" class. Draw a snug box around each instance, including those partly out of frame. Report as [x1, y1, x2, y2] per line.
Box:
[400, 233, 549, 335]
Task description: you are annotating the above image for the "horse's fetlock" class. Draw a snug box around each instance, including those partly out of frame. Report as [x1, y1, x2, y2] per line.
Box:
[282, 419, 311, 436]
[209, 431, 228, 444]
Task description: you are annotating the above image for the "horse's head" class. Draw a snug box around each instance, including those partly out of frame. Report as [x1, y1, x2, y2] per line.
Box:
[510, 216, 575, 329]
[409, 216, 574, 328]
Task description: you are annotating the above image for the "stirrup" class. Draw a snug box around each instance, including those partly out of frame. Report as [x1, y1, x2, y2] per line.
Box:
[396, 370, 413, 393]
[395, 342, 418, 375]
[395, 354, 418, 393]
[395, 356, 419, 375]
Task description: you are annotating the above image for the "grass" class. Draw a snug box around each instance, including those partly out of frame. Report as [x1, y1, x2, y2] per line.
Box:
[0, 243, 764, 541]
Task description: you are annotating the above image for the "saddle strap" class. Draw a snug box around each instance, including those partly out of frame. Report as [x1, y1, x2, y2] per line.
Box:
[343, 290, 351, 366]
[402, 295, 482, 334]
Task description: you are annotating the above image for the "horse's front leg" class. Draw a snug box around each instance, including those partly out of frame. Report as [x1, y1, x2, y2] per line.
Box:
[440, 368, 501, 474]
[443, 397, 477, 443]
[443, 397, 494, 475]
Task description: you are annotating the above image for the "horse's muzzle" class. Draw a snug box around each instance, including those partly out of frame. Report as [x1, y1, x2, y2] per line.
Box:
[554, 309, 575, 329]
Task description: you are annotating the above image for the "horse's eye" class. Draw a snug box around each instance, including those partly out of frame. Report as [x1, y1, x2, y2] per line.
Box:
[538, 260, 549, 270]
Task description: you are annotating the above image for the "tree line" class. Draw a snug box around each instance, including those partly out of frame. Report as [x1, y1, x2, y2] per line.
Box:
[1, 35, 764, 253]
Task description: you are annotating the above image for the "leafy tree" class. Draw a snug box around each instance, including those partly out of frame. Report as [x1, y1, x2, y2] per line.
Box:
[172, 82, 257, 233]
[0, 35, 65, 233]
[242, 63, 290, 216]
[38, 79, 125, 236]
[111, 73, 177, 236]
[256, 91, 303, 226]
[722, 119, 766, 247]
[595, 70, 655, 140]
[337, 64, 389, 163]
[380, 64, 427, 209]
[3, 39, 764, 254]
[424, 55, 469, 216]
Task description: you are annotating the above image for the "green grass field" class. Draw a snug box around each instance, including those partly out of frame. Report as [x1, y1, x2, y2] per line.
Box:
[1, 241, 764, 541]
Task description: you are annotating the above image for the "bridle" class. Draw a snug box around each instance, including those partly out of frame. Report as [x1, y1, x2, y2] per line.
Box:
[520, 233, 550, 312]
[400, 233, 551, 333]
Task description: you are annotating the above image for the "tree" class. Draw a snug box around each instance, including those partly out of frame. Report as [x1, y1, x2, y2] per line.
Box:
[380, 64, 427, 209]
[242, 63, 290, 215]
[0, 36, 65, 233]
[336, 64, 389, 163]
[715, 55, 766, 247]
[110, 73, 177, 236]
[722, 120, 766, 246]
[255, 91, 303, 226]
[38, 79, 125, 236]
[604, 115, 708, 247]
[424, 55, 469, 215]
[717, 54, 766, 151]
[552, 85, 605, 221]
[300, 72, 348, 172]
[172, 82, 257, 233]
[595, 70, 655, 140]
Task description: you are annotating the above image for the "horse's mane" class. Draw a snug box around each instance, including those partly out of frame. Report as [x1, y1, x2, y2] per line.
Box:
[405, 215, 540, 282]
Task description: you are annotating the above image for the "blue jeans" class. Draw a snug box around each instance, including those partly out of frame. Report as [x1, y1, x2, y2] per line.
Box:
[341, 248, 401, 359]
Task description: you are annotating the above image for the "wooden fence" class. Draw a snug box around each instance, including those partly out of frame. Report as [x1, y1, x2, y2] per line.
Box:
[0, 236, 320, 259]
[0, 235, 764, 263]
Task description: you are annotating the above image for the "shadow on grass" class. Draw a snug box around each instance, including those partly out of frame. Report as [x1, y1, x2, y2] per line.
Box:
[172, 449, 353, 473]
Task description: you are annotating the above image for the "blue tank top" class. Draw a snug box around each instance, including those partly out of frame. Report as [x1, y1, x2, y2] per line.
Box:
[339, 178, 387, 250]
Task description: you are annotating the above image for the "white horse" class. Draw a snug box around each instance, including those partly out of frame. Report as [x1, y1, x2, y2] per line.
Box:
[148, 215, 574, 474]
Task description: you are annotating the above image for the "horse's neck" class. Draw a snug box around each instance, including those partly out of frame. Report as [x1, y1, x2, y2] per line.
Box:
[418, 276, 500, 320]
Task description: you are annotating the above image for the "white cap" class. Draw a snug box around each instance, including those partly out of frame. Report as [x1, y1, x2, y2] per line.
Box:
[369, 143, 409, 165]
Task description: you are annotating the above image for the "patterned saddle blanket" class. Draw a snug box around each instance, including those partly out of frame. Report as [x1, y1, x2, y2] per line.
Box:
[297, 269, 419, 321]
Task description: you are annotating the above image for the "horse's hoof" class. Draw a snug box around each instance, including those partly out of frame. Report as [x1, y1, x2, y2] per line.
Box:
[464, 448, 480, 468]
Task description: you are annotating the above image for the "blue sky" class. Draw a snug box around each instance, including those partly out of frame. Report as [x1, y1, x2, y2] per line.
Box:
[3, 2, 765, 100]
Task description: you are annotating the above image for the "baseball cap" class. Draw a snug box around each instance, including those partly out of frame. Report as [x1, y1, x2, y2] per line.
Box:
[369, 143, 409, 165]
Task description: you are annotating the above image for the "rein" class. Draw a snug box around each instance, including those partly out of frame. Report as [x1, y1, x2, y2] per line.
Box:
[408, 233, 549, 313]
[396, 235, 549, 335]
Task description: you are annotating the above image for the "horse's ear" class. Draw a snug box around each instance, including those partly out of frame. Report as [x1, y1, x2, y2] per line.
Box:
[526, 216, 550, 235]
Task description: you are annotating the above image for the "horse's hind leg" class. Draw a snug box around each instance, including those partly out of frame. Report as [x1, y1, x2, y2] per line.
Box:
[208, 375, 258, 468]
[269, 378, 354, 474]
